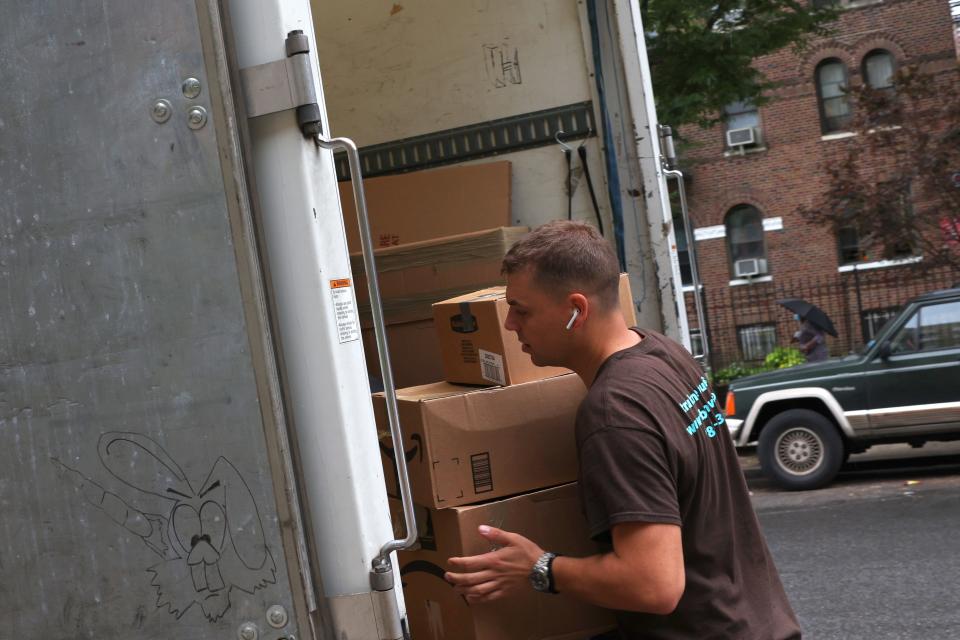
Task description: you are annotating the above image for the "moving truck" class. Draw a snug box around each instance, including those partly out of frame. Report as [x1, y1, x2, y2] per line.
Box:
[0, 0, 688, 638]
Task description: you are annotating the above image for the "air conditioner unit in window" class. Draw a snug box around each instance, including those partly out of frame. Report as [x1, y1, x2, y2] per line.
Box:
[734, 258, 768, 278]
[726, 127, 756, 147]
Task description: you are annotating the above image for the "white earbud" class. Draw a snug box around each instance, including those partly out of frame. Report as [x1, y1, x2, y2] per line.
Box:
[565, 308, 580, 330]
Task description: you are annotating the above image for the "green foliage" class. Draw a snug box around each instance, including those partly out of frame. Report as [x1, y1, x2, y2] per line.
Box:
[763, 346, 806, 369]
[710, 362, 767, 386]
[711, 347, 805, 385]
[641, 0, 838, 129]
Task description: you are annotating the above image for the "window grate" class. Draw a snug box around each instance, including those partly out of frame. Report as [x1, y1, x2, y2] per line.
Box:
[737, 324, 778, 361]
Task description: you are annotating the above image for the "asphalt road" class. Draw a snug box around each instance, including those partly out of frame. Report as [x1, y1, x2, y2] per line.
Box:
[742, 442, 960, 639]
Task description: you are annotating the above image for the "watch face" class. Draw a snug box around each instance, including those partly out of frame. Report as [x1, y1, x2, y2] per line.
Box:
[530, 570, 550, 592]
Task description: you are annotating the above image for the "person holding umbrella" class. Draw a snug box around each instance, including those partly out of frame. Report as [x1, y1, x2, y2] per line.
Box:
[777, 299, 838, 362]
[794, 316, 828, 362]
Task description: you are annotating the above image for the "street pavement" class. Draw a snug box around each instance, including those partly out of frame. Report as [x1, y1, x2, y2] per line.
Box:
[742, 442, 960, 639]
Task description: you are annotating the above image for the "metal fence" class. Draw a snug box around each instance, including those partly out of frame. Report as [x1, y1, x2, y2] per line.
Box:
[698, 264, 959, 370]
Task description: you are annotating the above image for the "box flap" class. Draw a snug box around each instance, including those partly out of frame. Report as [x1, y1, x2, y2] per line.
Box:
[433, 286, 506, 307]
[380, 381, 491, 402]
[350, 226, 528, 273]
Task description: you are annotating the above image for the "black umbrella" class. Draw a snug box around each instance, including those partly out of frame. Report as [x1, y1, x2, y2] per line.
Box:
[776, 298, 838, 337]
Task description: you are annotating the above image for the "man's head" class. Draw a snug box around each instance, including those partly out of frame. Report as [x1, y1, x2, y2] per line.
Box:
[501, 221, 622, 367]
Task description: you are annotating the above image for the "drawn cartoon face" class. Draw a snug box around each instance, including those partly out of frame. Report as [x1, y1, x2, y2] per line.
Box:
[54, 431, 277, 622]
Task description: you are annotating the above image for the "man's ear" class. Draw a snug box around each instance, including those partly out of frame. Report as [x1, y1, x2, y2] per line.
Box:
[568, 293, 589, 321]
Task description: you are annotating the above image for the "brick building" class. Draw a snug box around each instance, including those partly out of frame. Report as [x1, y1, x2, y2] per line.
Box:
[675, 0, 960, 370]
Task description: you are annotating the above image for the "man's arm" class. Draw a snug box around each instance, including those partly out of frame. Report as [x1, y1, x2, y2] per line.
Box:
[445, 521, 684, 615]
[554, 521, 684, 614]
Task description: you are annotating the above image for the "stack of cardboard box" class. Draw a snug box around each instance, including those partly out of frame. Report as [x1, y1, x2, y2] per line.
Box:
[372, 291, 636, 640]
[343, 161, 521, 389]
[355, 161, 632, 638]
[373, 378, 619, 640]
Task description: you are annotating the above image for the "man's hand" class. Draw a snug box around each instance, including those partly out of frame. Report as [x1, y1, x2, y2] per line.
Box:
[444, 525, 544, 604]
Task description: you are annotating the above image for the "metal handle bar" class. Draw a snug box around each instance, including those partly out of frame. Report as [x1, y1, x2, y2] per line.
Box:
[313, 133, 418, 565]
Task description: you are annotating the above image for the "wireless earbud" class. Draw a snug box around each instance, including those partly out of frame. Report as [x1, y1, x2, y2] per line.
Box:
[565, 308, 580, 330]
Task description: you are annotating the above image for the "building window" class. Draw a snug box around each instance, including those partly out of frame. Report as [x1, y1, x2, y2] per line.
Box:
[674, 212, 693, 286]
[863, 49, 895, 91]
[738, 324, 778, 361]
[837, 225, 868, 265]
[837, 224, 914, 265]
[816, 59, 852, 133]
[861, 307, 900, 342]
[724, 100, 760, 148]
[689, 329, 705, 358]
[836, 181, 915, 265]
[725, 204, 767, 278]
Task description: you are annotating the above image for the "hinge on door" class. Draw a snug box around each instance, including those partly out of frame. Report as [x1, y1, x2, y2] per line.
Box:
[239, 30, 322, 136]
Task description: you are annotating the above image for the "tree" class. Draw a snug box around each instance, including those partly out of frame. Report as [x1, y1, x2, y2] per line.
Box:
[641, 0, 838, 129]
[799, 65, 960, 270]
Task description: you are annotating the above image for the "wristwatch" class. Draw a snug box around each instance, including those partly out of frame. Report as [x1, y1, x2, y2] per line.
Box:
[529, 551, 560, 594]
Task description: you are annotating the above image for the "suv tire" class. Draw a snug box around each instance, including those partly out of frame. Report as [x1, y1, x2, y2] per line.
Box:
[758, 409, 844, 490]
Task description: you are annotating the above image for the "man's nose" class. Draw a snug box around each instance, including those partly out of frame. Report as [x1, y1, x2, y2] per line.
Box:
[504, 310, 518, 332]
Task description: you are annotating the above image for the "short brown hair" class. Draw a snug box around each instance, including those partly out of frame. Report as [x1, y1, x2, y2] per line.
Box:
[502, 220, 620, 311]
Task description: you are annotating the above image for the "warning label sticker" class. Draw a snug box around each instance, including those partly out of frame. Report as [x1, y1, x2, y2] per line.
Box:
[330, 279, 360, 344]
[478, 349, 506, 386]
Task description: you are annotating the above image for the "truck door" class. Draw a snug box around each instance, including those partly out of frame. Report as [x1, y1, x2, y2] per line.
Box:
[1, 1, 406, 638]
[864, 300, 960, 433]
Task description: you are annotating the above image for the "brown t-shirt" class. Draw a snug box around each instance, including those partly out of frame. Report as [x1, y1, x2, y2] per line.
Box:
[576, 329, 801, 640]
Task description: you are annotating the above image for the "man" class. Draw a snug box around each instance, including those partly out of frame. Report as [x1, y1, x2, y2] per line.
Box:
[445, 221, 800, 639]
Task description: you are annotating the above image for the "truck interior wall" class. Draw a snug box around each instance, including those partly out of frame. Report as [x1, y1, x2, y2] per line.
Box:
[311, 0, 617, 245]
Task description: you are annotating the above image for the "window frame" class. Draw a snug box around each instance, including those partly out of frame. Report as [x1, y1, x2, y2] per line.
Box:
[916, 301, 960, 352]
[724, 204, 767, 279]
[836, 180, 916, 266]
[862, 49, 896, 92]
[737, 323, 778, 362]
[723, 100, 761, 148]
[815, 58, 853, 134]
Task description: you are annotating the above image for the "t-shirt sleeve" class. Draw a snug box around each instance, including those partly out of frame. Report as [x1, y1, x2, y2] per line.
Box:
[579, 427, 681, 539]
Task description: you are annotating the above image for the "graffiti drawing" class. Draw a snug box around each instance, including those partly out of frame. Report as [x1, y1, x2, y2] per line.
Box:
[53, 432, 276, 622]
[482, 43, 522, 88]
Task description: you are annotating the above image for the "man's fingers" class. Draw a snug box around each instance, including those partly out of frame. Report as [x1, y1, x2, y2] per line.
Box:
[478, 524, 518, 547]
[454, 578, 502, 599]
[444, 569, 497, 587]
[447, 550, 498, 572]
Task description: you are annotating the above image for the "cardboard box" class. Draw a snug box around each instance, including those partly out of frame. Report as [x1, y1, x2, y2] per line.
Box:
[353, 227, 528, 325]
[374, 374, 586, 509]
[339, 161, 512, 253]
[432, 274, 636, 387]
[362, 319, 445, 390]
[398, 483, 616, 640]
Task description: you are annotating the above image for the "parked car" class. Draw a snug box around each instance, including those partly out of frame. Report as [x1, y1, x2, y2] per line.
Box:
[725, 287, 960, 490]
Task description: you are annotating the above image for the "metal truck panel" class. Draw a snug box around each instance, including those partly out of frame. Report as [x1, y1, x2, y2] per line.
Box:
[0, 0, 304, 637]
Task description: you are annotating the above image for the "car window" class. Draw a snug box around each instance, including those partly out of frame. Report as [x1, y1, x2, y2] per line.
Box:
[889, 312, 919, 354]
[917, 300, 960, 351]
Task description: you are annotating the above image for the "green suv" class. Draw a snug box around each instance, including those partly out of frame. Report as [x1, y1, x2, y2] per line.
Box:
[725, 287, 960, 490]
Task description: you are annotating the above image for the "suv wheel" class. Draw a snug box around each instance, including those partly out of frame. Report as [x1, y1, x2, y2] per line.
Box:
[758, 409, 844, 490]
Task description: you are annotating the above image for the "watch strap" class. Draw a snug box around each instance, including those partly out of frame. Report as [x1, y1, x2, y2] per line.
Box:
[546, 552, 561, 594]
